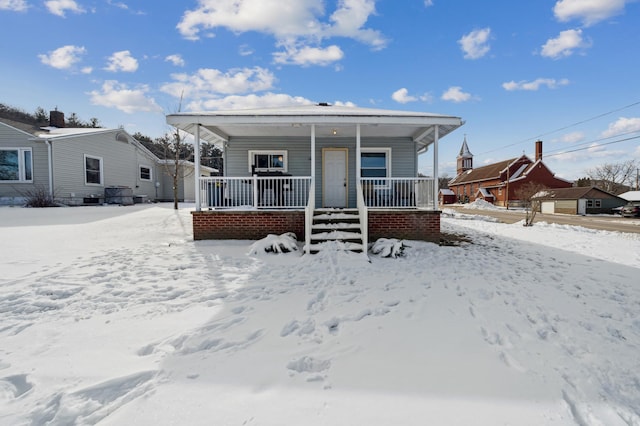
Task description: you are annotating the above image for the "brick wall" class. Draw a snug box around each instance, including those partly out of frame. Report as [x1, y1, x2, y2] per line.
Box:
[192, 210, 305, 240]
[368, 210, 441, 242]
[192, 209, 441, 243]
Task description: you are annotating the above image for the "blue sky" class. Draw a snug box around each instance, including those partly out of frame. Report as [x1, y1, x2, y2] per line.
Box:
[1, 0, 639, 180]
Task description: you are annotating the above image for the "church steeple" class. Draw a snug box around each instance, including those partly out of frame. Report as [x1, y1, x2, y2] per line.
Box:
[456, 135, 473, 175]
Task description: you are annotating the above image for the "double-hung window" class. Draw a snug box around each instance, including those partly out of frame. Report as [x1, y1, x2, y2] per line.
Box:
[0, 148, 33, 182]
[248, 150, 287, 173]
[84, 154, 103, 185]
[139, 165, 152, 181]
[360, 148, 391, 179]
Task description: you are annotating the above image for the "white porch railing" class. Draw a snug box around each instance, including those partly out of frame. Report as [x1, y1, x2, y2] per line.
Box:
[199, 176, 312, 209]
[360, 177, 436, 209]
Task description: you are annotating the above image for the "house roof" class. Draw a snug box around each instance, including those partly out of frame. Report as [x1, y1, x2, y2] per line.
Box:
[535, 186, 625, 201]
[439, 189, 455, 195]
[166, 104, 464, 152]
[449, 158, 517, 185]
[619, 190, 640, 201]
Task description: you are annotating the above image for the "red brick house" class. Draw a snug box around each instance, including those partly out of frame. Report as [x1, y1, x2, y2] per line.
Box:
[167, 104, 464, 252]
[448, 138, 572, 207]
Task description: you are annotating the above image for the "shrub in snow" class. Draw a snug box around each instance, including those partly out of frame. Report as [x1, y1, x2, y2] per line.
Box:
[248, 232, 298, 255]
[370, 238, 406, 258]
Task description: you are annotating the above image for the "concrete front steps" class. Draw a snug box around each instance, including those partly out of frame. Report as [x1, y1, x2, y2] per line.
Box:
[308, 209, 365, 253]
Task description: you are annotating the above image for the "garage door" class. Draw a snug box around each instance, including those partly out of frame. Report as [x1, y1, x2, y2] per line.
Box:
[541, 201, 555, 214]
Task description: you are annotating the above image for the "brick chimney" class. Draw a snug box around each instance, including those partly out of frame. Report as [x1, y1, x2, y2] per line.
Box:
[535, 140, 543, 162]
[49, 109, 65, 128]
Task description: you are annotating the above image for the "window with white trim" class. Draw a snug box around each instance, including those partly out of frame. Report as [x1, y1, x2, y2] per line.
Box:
[360, 148, 391, 178]
[0, 148, 33, 182]
[139, 165, 152, 181]
[248, 150, 287, 173]
[84, 154, 103, 185]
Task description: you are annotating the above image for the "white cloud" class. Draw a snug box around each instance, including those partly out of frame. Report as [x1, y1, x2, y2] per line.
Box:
[458, 27, 491, 60]
[559, 131, 586, 143]
[88, 80, 162, 114]
[239, 44, 254, 56]
[502, 78, 570, 91]
[441, 86, 472, 103]
[187, 92, 316, 111]
[165, 54, 185, 67]
[553, 0, 627, 26]
[105, 50, 139, 72]
[601, 117, 640, 138]
[81, 66, 93, 74]
[0, 0, 28, 11]
[273, 44, 344, 66]
[540, 29, 591, 59]
[160, 66, 276, 99]
[177, 0, 387, 50]
[392, 88, 417, 104]
[38, 45, 86, 70]
[44, 0, 85, 17]
[424, 0, 433, 6]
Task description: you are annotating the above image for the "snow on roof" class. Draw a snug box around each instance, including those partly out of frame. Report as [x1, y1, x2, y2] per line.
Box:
[619, 190, 640, 201]
[171, 104, 457, 120]
[439, 189, 455, 195]
[35, 127, 115, 139]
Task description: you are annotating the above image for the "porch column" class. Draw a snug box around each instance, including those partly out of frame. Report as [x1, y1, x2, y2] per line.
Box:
[433, 125, 439, 210]
[194, 124, 201, 211]
[310, 124, 316, 184]
[356, 124, 361, 181]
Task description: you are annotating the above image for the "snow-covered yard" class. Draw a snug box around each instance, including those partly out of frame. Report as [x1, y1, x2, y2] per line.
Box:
[1, 203, 639, 425]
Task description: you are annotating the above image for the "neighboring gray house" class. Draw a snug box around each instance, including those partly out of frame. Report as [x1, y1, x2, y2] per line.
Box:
[0, 112, 215, 206]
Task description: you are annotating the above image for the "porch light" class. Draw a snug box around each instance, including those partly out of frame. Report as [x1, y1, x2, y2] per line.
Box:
[332, 128, 338, 135]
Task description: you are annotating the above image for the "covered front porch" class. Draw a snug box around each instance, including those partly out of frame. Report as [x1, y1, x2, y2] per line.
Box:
[166, 104, 463, 252]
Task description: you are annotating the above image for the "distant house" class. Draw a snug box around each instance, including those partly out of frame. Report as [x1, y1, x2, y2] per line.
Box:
[447, 137, 572, 206]
[536, 186, 627, 215]
[438, 188, 456, 205]
[0, 111, 215, 206]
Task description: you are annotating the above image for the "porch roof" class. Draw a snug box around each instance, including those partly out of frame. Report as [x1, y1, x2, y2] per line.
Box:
[167, 104, 464, 152]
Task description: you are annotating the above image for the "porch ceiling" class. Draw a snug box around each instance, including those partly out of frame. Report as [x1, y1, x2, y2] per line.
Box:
[167, 105, 464, 151]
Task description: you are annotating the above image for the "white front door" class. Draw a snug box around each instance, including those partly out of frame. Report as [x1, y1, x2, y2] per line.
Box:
[577, 199, 587, 215]
[322, 148, 348, 207]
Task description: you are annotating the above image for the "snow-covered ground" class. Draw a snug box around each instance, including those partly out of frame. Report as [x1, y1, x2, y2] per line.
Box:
[1, 203, 639, 425]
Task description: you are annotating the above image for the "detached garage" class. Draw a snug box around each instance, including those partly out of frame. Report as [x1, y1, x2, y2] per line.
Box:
[537, 187, 627, 215]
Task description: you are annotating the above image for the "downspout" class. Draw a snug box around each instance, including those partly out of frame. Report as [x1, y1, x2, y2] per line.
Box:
[45, 140, 53, 198]
[194, 124, 201, 211]
[433, 125, 439, 210]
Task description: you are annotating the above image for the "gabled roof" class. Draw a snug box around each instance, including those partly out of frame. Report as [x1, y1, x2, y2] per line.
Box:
[167, 104, 464, 152]
[535, 186, 625, 201]
[0, 117, 42, 136]
[449, 158, 517, 185]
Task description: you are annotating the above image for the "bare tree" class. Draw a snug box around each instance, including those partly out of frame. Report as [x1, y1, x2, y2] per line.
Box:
[585, 160, 638, 194]
[515, 181, 548, 226]
[156, 130, 194, 210]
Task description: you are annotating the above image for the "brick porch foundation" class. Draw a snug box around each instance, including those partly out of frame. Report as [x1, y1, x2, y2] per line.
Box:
[192, 209, 441, 243]
[368, 209, 441, 243]
[192, 210, 305, 240]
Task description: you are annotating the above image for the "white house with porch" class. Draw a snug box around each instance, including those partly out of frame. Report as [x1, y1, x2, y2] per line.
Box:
[166, 104, 463, 252]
